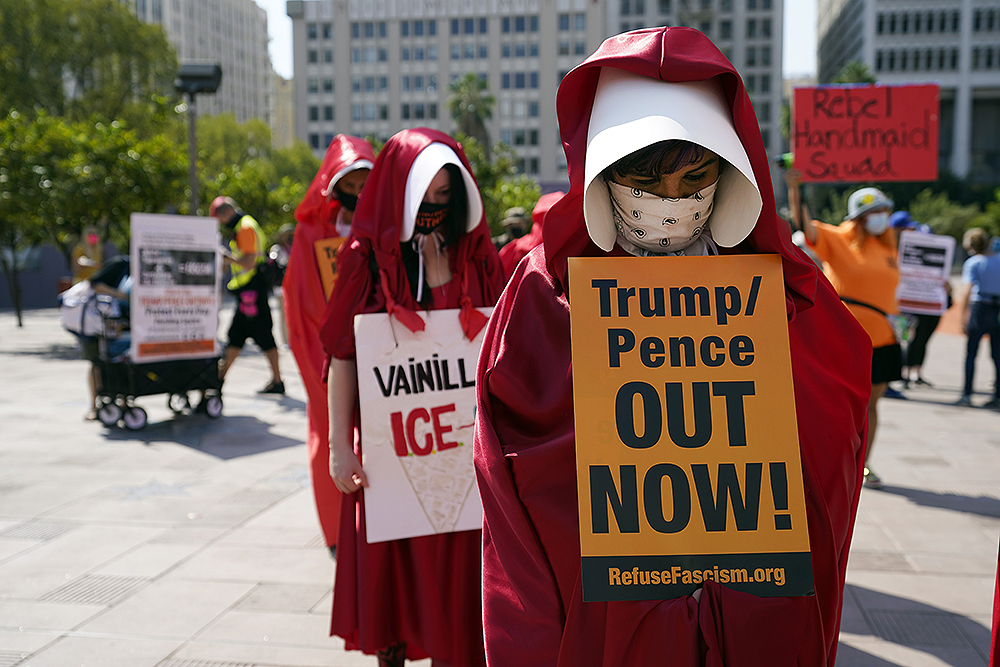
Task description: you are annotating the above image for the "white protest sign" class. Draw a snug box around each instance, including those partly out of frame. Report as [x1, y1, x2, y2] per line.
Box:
[130, 214, 222, 362]
[354, 307, 491, 543]
[896, 230, 955, 316]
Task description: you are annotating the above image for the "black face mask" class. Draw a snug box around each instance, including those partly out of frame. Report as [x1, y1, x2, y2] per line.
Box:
[335, 189, 359, 212]
[414, 202, 450, 235]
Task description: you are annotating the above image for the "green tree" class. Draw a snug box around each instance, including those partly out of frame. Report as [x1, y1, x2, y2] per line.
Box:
[905, 189, 983, 240]
[0, 0, 179, 135]
[457, 134, 541, 235]
[448, 74, 495, 160]
[196, 114, 274, 179]
[974, 189, 1000, 238]
[829, 60, 878, 85]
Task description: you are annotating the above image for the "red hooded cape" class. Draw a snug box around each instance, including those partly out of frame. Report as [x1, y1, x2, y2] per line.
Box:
[498, 190, 564, 278]
[318, 128, 504, 666]
[283, 134, 375, 548]
[474, 28, 871, 667]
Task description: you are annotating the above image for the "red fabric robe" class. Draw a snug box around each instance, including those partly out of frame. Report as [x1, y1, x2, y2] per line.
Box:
[474, 27, 871, 667]
[319, 128, 504, 665]
[498, 190, 563, 279]
[284, 135, 376, 548]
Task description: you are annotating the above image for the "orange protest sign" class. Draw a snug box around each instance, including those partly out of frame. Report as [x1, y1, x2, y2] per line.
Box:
[792, 83, 939, 183]
[568, 255, 812, 601]
[314, 236, 347, 300]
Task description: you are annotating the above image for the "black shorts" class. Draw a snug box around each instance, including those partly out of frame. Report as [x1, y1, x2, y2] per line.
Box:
[227, 278, 276, 352]
[871, 343, 903, 385]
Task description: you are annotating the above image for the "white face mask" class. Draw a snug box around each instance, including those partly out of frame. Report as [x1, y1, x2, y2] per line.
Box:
[865, 211, 890, 235]
[608, 179, 718, 253]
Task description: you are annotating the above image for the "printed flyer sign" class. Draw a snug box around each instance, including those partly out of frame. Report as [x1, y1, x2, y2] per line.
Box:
[568, 255, 813, 602]
[896, 230, 955, 315]
[314, 236, 347, 300]
[793, 83, 940, 183]
[354, 307, 491, 543]
[130, 213, 222, 362]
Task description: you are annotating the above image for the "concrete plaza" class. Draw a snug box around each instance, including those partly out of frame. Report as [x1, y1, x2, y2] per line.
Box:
[1, 305, 999, 666]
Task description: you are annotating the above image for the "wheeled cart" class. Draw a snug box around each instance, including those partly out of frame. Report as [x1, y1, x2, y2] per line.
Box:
[95, 354, 224, 430]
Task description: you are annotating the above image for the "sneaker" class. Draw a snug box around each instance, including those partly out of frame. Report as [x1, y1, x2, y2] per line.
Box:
[955, 395, 973, 407]
[883, 386, 907, 400]
[863, 467, 883, 490]
[258, 380, 285, 395]
[914, 377, 934, 387]
[983, 397, 1000, 410]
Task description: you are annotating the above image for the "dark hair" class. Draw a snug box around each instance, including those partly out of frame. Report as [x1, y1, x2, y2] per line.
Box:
[400, 163, 471, 306]
[600, 140, 706, 183]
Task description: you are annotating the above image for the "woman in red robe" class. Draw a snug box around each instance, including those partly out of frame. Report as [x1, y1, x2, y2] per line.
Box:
[285, 134, 375, 551]
[498, 190, 564, 278]
[474, 27, 871, 666]
[320, 128, 504, 666]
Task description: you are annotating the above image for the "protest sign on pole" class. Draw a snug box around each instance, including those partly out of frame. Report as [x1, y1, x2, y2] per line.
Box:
[130, 214, 221, 362]
[568, 254, 813, 602]
[792, 83, 940, 183]
[314, 236, 347, 300]
[896, 230, 955, 316]
[354, 307, 491, 543]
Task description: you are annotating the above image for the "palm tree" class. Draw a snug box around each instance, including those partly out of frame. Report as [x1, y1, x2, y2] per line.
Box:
[447, 73, 495, 160]
[830, 60, 877, 84]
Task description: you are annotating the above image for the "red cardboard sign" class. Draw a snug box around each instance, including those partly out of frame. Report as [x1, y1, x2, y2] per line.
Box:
[792, 84, 939, 183]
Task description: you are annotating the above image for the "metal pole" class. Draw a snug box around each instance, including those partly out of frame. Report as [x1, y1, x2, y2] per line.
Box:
[187, 92, 198, 214]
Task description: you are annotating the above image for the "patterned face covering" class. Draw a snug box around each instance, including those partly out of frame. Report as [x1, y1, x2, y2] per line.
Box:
[608, 179, 718, 252]
[414, 202, 450, 235]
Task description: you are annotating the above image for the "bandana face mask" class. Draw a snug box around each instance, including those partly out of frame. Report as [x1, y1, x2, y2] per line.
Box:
[608, 179, 718, 252]
[414, 202, 450, 235]
[334, 189, 359, 212]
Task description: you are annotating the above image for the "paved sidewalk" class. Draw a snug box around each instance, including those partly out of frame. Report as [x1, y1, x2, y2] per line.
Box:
[1, 306, 999, 666]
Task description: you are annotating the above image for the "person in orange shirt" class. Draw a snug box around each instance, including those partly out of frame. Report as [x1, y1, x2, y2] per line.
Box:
[788, 174, 900, 489]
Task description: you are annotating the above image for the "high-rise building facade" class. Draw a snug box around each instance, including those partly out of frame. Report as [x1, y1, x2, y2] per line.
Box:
[288, 0, 783, 188]
[129, 0, 274, 126]
[818, 0, 1000, 183]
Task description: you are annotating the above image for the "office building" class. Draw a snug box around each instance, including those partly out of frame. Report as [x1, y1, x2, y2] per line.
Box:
[288, 0, 784, 188]
[818, 0, 1000, 183]
[129, 0, 275, 126]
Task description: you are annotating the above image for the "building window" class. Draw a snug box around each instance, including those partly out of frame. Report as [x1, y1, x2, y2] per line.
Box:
[307, 50, 318, 63]
[351, 22, 359, 38]
[530, 129, 539, 145]
[745, 74, 756, 93]
[530, 71, 538, 88]
[530, 16, 538, 31]
[364, 22, 374, 38]
[559, 41, 570, 55]
[973, 47, 981, 69]
[888, 13, 896, 34]
[502, 43, 511, 58]
[515, 16, 526, 32]
[365, 76, 375, 92]
[307, 78, 319, 93]
[759, 74, 770, 93]
[747, 0, 756, 9]
[514, 42, 525, 58]
[760, 129, 769, 146]
[559, 13, 570, 30]
[529, 158, 539, 175]
[900, 49, 908, 70]
[309, 133, 320, 149]
[308, 23, 318, 39]
[501, 129, 511, 144]
[700, 21, 711, 35]
[401, 104, 410, 120]
[530, 42, 538, 57]
[465, 18, 475, 34]
[746, 46, 756, 66]
[352, 104, 362, 121]
[428, 45, 437, 60]
[761, 45, 771, 66]
[352, 77, 362, 92]
[747, 19, 756, 38]
[429, 20, 437, 35]
[415, 46, 425, 60]
[451, 44, 461, 59]
[480, 17, 488, 33]
[464, 44, 475, 59]
[901, 12, 908, 33]
[428, 75, 437, 91]
[452, 19, 460, 35]
[719, 20, 732, 40]
[402, 47, 411, 61]
[401, 21, 410, 37]
[658, 0, 671, 13]
[323, 78, 333, 92]
[528, 101, 539, 117]
[758, 101, 770, 122]
[429, 103, 438, 119]
[914, 12, 922, 32]
[479, 45, 488, 58]
[575, 13, 586, 30]
[515, 72, 526, 88]
[324, 105, 334, 121]
[324, 49, 333, 63]
[308, 105, 319, 121]
[502, 17, 509, 33]
[323, 23, 332, 39]
[502, 72, 511, 89]
[575, 41, 587, 55]
[401, 76, 409, 92]
[761, 18, 771, 37]
[414, 20, 424, 36]
[951, 48, 958, 69]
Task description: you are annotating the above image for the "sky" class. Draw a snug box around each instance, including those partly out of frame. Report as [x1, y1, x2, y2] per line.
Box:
[257, 0, 818, 82]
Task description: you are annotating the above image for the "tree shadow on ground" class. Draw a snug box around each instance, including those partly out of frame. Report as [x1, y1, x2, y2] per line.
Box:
[838, 584, 990, 666]
[1, 341, 83, 360]
[875, 484, 1000, 518]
